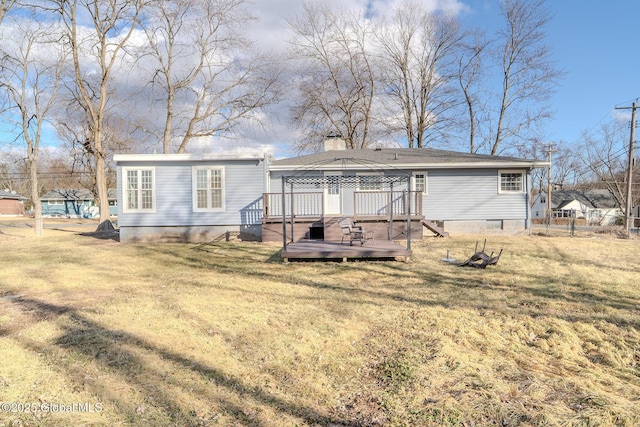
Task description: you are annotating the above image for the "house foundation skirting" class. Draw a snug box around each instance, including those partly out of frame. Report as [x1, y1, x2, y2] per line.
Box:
[440, 219, 526, 235]
[119, 224, 262, 243]
[261, 216, 424, 243]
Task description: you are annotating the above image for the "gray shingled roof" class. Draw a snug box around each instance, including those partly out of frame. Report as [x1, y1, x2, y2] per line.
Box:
[0, 190, 27, 200]
[271, 148, 545, 169]
[40, 189, 116, 201]
[551, 189, 620, 209]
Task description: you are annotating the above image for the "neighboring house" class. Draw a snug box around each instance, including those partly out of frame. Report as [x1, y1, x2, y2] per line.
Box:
[264, 143, 548, 240]
[531, 189, 622, 226]
[114, 152, 271, 243]
[41, 189, 117, 218]
[0, 189, 26, 216]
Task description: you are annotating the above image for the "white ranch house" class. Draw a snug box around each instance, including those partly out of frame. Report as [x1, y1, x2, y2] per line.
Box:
[531, 189, 622, 226]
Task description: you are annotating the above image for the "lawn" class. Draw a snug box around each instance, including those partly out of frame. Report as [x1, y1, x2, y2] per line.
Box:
[0, 225, 639, 426]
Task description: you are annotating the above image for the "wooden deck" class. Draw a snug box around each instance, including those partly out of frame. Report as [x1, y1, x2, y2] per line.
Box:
[281, 240, 411, 262]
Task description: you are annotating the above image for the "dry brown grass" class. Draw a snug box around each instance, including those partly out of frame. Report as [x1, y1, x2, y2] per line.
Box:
[0, 224, 639, 426]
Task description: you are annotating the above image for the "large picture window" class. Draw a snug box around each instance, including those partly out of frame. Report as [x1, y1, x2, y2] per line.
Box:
[499, 171, 524, 193]
[193, 167, 225, 211]
[123, 168, 155, 212]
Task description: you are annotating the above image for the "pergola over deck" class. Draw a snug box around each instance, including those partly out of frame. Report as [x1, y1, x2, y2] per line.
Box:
[278, 170, 415, 261]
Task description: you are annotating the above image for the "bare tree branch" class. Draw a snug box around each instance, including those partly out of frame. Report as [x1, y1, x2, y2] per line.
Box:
[287, 1, 376, 151]
[52, 0, 145, 222]
[490, 0, 563, 155]
[0, 15, 66, 235]
[376, 1, 462, 148]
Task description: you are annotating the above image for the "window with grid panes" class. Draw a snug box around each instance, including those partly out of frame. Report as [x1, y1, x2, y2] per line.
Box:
[193, 167, 225, 211]
[124, 168, 155, 212]
[499, 171, 524, 193]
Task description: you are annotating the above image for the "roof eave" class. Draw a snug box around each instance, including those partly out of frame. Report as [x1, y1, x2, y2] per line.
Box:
[269, 161, 550, 172]
[114, 153, 268, 163]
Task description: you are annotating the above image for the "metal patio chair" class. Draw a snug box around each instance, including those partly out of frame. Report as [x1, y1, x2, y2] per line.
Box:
[339, 218, 375, 246]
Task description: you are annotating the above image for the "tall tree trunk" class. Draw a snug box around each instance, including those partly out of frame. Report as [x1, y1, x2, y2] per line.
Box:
[28, 159, 43, 236]
[94, 128, 110, 223]
[163, 86, 174, 154]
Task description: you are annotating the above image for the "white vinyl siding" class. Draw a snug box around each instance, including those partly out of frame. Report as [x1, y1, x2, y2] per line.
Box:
[499, 170, 524, 193]
[193, 167, 225, 212]
[123, 168, 155, 212]
[424, 169, 528, 221]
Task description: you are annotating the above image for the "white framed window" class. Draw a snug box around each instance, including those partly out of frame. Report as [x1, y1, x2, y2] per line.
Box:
[48, 200, 64, 205]
[357, 174, 383, 191]
[123, 167, 155, 212]
[413, 173, 428, 194]
[192, 166, 225, 212]
[499, 170, 525, 193]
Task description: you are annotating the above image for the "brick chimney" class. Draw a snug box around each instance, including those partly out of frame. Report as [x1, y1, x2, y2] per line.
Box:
[323, 134, 346, 151]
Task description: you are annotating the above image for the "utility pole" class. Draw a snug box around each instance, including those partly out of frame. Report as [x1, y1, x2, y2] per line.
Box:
[615, 102, 637, 238]
[547, 147, 551, 235]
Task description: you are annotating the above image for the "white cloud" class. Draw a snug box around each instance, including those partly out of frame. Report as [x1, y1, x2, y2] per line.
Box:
[250, 0, 468, 53]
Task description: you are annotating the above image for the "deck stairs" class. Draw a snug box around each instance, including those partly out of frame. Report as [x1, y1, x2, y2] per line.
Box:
[421, 220, 449, 238]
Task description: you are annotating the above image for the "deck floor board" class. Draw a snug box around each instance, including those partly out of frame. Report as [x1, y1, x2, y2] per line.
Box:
[281, 240, 411, 261]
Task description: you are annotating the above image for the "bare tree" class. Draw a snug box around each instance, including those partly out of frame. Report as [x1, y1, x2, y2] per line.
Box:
[0, 0, 15, 25]
[287, 1, 376, 151]
[55, 117, 117, 194]
[0, 158, 29, 195]
[53, 0, 144, 223]
[141, 0, 280, 154]
[551, 145, 583, 189]
[376, 1, 462, 148]
[0, 17, 65, 236]
[579, 121, 639, 216]
[520, 140, 582, 199]
[456, 29, 489, 153]
[490, 0, 562, 155]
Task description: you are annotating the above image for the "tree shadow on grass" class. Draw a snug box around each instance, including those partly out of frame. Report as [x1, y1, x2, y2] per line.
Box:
[117, 242, 640, 339]
[9, 297, 349, 427]
[142, 244, 451, 310]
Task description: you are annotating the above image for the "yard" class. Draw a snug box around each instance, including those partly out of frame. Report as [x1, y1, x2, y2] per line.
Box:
[0, 223, 639, 426]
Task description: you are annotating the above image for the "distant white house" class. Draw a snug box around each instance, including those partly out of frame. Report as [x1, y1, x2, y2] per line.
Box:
[531, 189, 622, 225]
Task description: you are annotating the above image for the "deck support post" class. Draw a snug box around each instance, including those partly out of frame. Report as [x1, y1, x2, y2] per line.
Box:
[281, 176, 287, 251]
[389, 182, 394, 241]
[290, 182, 294, 244]
[407, 178, 412, 251]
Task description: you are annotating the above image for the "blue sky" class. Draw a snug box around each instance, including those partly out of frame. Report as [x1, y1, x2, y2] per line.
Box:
[460, 0, 639, 147]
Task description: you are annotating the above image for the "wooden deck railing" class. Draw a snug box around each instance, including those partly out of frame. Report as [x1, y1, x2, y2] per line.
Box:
[263, 192, 323, 218]
[263, 190, 422, 219]
[354, 191, 422, 217]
